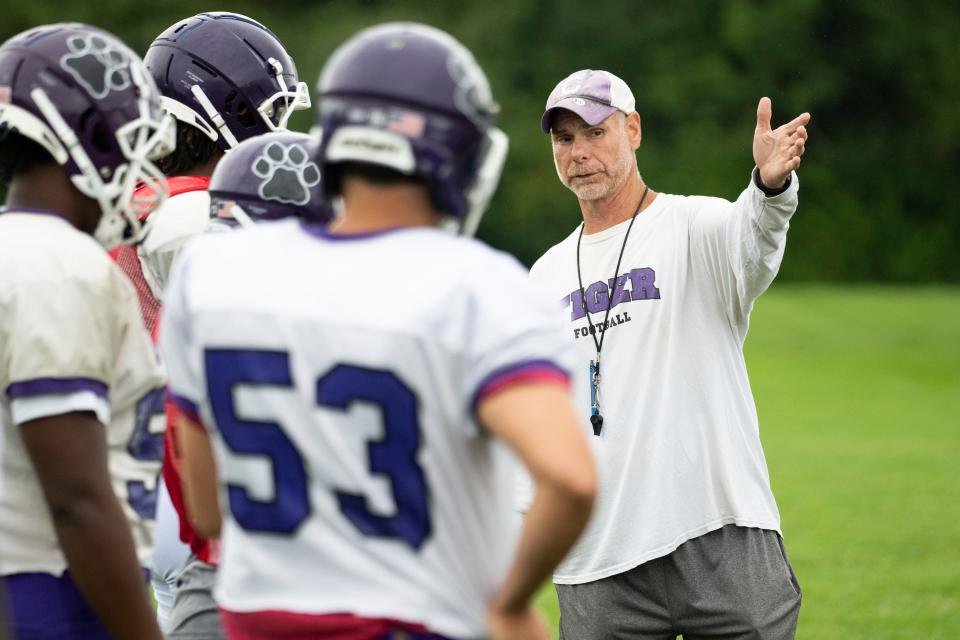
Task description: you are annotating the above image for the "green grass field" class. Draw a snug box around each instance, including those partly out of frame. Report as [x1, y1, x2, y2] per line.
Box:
[534, 285, 960, 639]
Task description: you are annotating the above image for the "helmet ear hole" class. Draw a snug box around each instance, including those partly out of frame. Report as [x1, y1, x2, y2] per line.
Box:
[236, 101, 256, 128]
[224, 90, 236, 117]
[224, 90, 256, 129]
[90, 122, 113, 155]
[78, 108, 113, 156]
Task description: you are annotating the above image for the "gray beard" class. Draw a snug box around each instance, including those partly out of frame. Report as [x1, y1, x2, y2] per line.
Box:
[568, 181, 611, 201]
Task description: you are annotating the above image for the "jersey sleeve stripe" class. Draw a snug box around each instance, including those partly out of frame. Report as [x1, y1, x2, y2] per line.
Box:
[10, 391, 111, 427]
[168, 392, 201, 425]
[471, 360, 571, 412]
[5, 377, 108, 400]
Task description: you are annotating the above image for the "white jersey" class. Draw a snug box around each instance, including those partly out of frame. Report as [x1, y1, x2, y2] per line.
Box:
[138, 189, 211, 301]
[0, 211, 165, 575]
[160, 220, 573, 638]
[108, 389, 167, 568]
[527, 173, 799, 584]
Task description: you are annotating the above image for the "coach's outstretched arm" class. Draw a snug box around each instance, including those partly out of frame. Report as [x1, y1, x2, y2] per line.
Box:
[21, 413, 164, 640]
[480, 383, 597, 640]
[689, 98, 812, 331]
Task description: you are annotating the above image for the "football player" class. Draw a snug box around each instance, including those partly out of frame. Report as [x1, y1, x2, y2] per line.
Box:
[158, 129, 330, 639]
[105, 12, 310, 632]
[162, 22, 597, 640]
[0, 23, 172, 639]
[136, 11, 311, 306]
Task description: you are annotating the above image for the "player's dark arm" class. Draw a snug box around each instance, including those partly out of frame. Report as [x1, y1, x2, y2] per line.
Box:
[176, 412, 222, 538]
[19, 411, 163, 640]
[479, 383, 596, 635]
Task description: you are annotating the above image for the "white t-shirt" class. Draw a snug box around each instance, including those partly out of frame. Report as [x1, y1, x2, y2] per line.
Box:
[0, 211, 165, 575]
[160, 220, 574, 638]
[527, 172, 799, 584]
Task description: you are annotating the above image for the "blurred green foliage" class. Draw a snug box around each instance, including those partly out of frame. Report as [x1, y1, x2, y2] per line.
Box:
[4, 0, 958, 280]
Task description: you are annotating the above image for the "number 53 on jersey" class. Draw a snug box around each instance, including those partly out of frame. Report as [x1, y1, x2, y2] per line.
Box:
[204, 348, 432, 550]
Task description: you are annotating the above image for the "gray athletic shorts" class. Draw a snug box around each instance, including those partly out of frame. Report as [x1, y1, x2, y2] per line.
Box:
[166, 557, 225, 640]
[556, 525, 802, 640]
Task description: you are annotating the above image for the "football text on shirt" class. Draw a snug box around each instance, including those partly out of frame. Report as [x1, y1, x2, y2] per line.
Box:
[562, 267, 660, 339]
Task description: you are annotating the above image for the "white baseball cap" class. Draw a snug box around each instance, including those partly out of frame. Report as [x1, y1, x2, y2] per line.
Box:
[540, 69, 636, 133]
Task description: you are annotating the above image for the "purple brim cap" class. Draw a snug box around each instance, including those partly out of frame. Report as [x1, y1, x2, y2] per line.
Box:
[540, 69, 636, 133]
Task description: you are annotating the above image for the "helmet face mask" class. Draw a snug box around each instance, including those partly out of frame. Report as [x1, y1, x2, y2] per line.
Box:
[258, 57, 311, 133]
[107, 102, 176, 236]
[145, 13, 310, 152]
[0, 23, 174, 248]
[459, 126, 508, 236]
[315, 22, 508, 235]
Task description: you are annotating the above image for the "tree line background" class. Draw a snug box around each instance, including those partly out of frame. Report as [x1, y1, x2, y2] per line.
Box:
[4, 0, 957, 281]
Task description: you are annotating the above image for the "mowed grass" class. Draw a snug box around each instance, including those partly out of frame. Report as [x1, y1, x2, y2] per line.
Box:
[534, 285, 960, 639]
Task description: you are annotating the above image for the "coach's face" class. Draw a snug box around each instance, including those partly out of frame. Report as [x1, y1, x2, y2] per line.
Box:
[550, 109, 641, 201]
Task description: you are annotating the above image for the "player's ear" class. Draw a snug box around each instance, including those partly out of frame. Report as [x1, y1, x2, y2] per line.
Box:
[625, 112, 641, 151]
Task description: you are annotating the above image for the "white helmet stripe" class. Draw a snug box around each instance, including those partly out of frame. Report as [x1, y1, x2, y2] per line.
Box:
[191, 84, 239, 148]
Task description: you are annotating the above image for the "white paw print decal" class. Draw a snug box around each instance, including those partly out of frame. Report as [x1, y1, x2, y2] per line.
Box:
[252, 142, 320, 206]
[60, 33, 131, 99]
[447, 51, 493, 128]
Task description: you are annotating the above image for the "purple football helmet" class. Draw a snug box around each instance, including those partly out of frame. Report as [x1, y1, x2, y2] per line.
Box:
[145, 12, 310, 151]
[0, 23, 175, 248]
[207, 130, 332, 230]
[315, 22, 508, 236]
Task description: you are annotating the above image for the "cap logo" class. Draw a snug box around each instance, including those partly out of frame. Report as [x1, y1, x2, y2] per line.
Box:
[60, 33, 131, 99]
[560, 80, 581, 95]
[252, 142, 320, 206]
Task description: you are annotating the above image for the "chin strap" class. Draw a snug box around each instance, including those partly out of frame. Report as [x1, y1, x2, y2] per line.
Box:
[191, 84, 239, 149]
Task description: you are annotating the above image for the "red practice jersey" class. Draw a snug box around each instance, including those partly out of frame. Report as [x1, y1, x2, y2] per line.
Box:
[111, 176, 218, 564]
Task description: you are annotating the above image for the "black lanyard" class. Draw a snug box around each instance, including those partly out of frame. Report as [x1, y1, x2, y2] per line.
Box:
[575, 185, 649, 435]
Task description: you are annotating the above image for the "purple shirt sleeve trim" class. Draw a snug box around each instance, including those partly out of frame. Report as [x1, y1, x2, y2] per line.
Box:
[471, 359, 571, 413]
[168, 392, 201, 424]
[6, 377, 108, 400]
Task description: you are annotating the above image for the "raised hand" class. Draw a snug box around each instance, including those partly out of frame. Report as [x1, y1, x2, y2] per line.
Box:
[753, 97, 810, 189]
